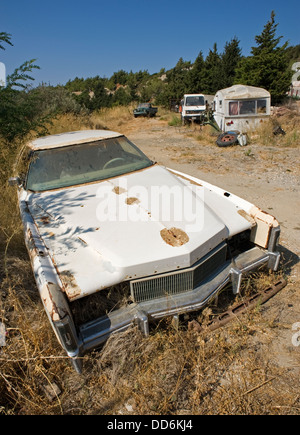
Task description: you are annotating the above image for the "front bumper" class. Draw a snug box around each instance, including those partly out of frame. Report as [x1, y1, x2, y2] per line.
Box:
[183, 112, 205, 120]
[63, 232, 280, 372]
[133, 110, 150, 116]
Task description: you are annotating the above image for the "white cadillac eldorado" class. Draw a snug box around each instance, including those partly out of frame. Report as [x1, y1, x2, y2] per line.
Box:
[9, 130, 281, 372]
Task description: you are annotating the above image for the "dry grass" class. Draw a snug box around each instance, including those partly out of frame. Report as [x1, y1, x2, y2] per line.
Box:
[248, 109, 300, 148]
[43, 113, 101, 135]
[93, 104, 136, 130]
[0, 107, 299, 415]
[40, 106, 135, 136]
[1, 253, 298, 415]
[171, 122, 218, 147]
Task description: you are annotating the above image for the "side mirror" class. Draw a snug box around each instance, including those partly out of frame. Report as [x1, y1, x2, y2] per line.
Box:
[8, 176, 21, 187]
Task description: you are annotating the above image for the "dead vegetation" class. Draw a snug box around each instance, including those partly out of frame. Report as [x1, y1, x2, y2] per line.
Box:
[0, 264, 299, 415]
[0, 106, 299, 415]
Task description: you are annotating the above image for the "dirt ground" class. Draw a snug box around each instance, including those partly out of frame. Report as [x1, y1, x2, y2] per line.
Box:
[123, 116, 300, 387]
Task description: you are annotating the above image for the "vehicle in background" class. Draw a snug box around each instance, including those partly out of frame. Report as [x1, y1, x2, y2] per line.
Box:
[133, 103, 158, 118]
[9, 130, 281, 372]
[180, 94, 206, 125]
[213, 85, 271, 133]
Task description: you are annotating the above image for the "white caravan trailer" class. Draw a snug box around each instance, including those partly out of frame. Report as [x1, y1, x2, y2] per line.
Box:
[213, 85, 271, 133]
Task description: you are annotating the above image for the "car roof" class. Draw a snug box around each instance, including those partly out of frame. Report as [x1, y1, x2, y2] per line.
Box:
[28, 130, 122, 151]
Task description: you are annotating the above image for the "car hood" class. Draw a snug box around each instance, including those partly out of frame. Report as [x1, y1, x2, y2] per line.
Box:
[26, 165, 252, 300]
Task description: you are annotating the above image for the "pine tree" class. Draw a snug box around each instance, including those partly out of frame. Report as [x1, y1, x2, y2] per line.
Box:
[235, 11, 291, 103]
[202, 43, 222, 94]
[188, 51, 206, 93]
[220, 37, 242, 89]
[164, 57, 192, 101]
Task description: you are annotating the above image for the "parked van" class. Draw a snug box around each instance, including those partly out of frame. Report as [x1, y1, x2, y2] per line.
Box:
[180, 94, 206, 124]
[213, 85, 271, 133]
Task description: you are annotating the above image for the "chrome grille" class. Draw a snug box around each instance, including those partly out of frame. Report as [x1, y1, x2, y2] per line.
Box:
[130, 243, 227, 303]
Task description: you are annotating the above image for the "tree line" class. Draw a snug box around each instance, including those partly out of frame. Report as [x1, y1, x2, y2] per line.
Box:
[0, 12, 299, 143]
[63, 36, 249, 109]
[65, 12, 296, 107]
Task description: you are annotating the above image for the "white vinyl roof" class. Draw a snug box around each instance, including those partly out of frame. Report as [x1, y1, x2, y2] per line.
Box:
[216, 85, 270, 100]
[28, 130, 122, 150]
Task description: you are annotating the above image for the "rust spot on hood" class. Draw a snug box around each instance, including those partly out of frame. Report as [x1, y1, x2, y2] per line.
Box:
[249, 206, 279, 227]
[168, 170, 202, 187]
[40, 216, 50, 225]
[113, 186, 126, 195]
[238, 209, 256, 226]
[160, 227, 189, 247]
[126, 197, 140, 205]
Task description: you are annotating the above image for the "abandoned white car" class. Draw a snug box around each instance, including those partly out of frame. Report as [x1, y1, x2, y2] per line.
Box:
[9, 130, 281, 372]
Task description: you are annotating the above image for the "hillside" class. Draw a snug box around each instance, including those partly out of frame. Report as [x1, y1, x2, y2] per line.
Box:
[63, 43, 300, 110]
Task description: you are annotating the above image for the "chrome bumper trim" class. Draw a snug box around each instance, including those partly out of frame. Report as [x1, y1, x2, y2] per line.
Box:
[78, 246, 275, 355]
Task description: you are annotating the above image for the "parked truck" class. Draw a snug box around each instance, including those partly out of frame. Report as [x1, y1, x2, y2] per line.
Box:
[180, 94, 206, 124]
[133, 103, 158, 118]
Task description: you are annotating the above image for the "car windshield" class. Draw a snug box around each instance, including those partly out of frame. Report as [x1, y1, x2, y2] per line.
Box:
[26, 136, 154, 192]
[185, 96, 205, 106]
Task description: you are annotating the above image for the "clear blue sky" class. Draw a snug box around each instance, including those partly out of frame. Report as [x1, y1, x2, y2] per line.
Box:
[0, 0, 299, 86]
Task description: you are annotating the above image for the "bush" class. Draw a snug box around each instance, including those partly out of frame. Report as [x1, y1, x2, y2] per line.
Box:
[29, 85, 82, 116]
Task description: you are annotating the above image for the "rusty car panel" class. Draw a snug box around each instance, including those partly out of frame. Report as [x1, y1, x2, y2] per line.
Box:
[11, 130, 281, 372]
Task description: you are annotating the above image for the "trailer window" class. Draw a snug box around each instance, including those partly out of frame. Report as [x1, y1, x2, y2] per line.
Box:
[257, 99, 267, 114]
[229, 99, 268, 116]
[240, 100, 255, 115]
[229, 102, 239, 116]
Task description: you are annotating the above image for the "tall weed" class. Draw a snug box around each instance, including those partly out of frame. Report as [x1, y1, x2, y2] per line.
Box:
[248, 113, 300, 147]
